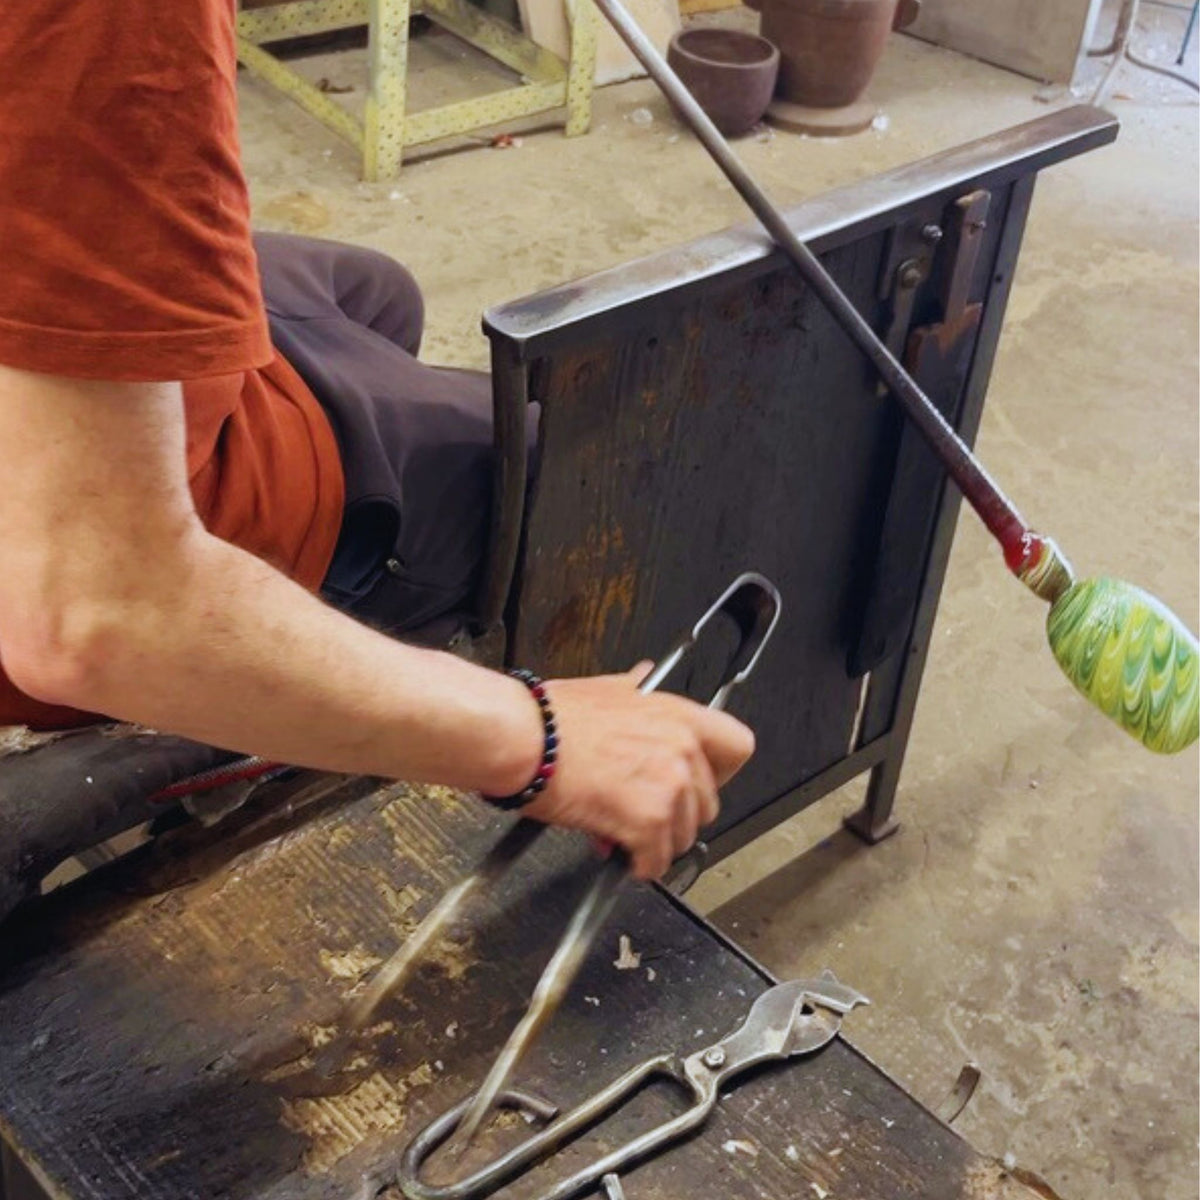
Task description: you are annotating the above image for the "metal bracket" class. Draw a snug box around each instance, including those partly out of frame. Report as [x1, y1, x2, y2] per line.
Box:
[873, 221, 940, 397]
[849, 189, 993, 679]
[935, 1063, 982, 1125]
[905, 189, 992, 367]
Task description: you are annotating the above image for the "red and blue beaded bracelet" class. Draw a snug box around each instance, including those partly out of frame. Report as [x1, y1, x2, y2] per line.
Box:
[484, 668, 558, 810]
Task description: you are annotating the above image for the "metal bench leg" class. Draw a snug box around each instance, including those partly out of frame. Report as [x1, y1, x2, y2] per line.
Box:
[565, 0, 598, 136]
[844, 753, 902, 845]
[365, 0, 410, 180]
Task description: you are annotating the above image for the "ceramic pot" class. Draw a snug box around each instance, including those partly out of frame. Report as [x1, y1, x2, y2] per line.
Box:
[666, 28, 781, 136]
[760, 0, 918, 109]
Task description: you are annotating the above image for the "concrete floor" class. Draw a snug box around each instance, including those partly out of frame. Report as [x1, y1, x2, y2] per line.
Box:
[238, 6, 1199, 1198]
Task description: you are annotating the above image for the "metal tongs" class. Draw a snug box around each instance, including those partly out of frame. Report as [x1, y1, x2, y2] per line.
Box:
[343, 573, 781, 1142]
[395, 971, 869, 1200]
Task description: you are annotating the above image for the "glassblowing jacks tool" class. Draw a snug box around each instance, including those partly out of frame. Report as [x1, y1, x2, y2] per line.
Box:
[346, 572, 782, 1148]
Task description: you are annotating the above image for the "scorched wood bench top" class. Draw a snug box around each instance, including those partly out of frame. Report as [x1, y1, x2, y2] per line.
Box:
[0, 774, 1044, 1200]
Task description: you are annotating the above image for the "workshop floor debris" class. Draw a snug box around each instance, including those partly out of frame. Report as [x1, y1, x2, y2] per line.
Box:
[236, 3, 1198, 1196]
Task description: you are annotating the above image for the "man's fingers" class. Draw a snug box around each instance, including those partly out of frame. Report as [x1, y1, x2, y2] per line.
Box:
[652, 827, 675, 880]
[686, 704, 755, 786]
[632, 826, 674, 881]
[691, 749, 720, 828]
[671, 783, 699, 861]
[530, 673, 753, 884]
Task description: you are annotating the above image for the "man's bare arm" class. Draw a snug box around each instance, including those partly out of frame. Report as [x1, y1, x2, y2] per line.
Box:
[0, 368, 753, 878]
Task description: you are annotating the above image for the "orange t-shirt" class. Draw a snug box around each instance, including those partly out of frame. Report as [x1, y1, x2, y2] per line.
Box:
[0, 0, 345, 729]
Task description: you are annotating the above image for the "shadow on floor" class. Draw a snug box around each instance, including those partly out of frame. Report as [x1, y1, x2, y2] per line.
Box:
[705, 825, 878, 938]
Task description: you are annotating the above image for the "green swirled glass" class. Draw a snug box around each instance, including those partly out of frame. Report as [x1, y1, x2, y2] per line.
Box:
[1047, 578, 1199, 754]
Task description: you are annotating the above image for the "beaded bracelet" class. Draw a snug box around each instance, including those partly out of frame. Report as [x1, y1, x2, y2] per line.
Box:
[484, 668, 558, 810]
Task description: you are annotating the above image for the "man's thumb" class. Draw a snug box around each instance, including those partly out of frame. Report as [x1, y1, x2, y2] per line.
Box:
[627, 660, 655, 687]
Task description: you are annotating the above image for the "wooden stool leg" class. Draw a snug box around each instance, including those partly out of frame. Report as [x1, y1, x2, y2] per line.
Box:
[365, 0, 411, 180]
[565, 0, 598, 136]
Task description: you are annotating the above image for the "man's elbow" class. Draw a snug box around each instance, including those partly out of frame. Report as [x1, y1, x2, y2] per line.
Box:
[2, 600, 131, 713]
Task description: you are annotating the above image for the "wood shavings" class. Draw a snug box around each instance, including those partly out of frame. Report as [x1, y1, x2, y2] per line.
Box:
[319, 946, 382, 981]
[99, 723, 157, 739]
[613, 935, 641, 970]
[722, 1138, 758, 1157]
[281, 1062, 434, 1173]
[491, 1109, 525, 1131]
[413, 933, 476, 982]
[0, 726, 68, 756]
[0, 720, 150, 757]
[376, 881, 421, 921]
[324, 826, 356, 851]
[300, 1022, 338, 1049]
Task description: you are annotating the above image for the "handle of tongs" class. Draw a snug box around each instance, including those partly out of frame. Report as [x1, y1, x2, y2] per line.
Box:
[635, 572, 783, 712]
[607, 571, 782, 875]
[561, 571, 783, 932]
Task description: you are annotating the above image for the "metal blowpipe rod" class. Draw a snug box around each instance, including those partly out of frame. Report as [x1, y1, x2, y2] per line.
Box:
[593, 0, 1199, 759]
[589, 0, 1029, 556]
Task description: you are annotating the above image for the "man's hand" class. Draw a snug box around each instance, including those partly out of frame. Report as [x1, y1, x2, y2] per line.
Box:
[518, 666, 755, 880]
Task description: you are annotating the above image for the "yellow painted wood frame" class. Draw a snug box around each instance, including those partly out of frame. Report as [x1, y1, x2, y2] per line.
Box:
[236, 0, 598, 179]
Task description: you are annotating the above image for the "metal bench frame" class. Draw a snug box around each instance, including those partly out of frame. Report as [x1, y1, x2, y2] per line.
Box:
[476, 106, 1118, 867]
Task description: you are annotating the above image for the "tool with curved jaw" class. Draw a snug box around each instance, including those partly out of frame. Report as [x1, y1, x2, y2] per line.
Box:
[395, 972, 869, 1200]
[586, 0, 1198, 755]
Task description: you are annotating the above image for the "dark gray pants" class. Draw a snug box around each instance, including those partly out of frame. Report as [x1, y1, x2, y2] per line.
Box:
[255, 233, 532, 636]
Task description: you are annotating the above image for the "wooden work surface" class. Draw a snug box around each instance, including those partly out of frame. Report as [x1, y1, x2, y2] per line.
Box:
[0, 775, 1038, 1200]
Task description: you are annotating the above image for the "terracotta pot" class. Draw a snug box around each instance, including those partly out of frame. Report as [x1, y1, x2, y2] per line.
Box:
[760, 0, 915, 109]
[667, 29, 781, 137]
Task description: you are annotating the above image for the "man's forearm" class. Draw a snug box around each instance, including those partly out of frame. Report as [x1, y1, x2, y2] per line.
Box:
[69, 529, 543, 793]
[0, 367, 542, 795]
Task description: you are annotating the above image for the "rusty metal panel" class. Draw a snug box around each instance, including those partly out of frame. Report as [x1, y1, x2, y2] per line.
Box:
[507, 233, 900, 829]
[0, 774, 1049, 1199]
[480, 108, 1118, 852]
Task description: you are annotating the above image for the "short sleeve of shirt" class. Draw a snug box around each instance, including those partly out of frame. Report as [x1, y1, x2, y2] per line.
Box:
[0, 0, 271, 381]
